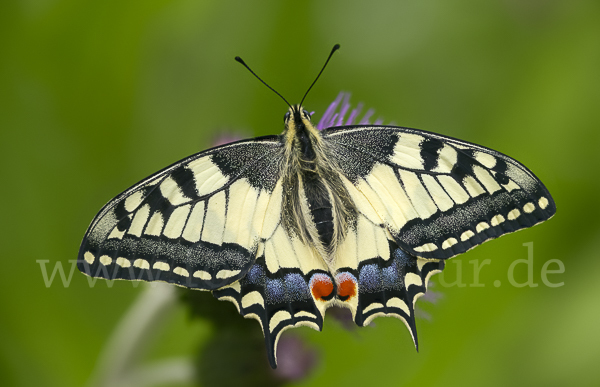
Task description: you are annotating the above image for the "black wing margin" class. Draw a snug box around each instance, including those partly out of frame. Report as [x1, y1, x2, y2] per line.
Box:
[78, 136, 283, 290]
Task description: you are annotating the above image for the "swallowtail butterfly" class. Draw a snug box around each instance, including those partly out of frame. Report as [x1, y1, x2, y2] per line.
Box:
[78, 45, 555, 368]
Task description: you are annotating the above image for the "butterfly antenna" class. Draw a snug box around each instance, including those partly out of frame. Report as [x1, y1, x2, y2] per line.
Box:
[300, 44, 340, 107]
[235, 56, 292, 110]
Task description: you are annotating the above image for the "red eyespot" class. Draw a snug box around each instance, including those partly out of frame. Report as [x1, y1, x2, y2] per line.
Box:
[309, 273, 334, 301]
[336, 272, 357, 301]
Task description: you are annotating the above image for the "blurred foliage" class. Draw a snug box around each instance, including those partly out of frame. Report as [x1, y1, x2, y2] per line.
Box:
[1, 0, 599, 386]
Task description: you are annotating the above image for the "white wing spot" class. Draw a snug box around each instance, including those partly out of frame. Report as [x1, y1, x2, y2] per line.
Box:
[437, 175, 469, 204]
[260, 180, 284, 239]
[99, 255, 112, 266]
[201, 191, 226, 244]
[159, 176, 191, 206]
[397, 170, 438, 219]
[422, 174, 454, 212]
[187, 157, 230, 197]
[193, 270, 212, 280]
[491, 214, 505, 226]
[432, 144, 458, 173]
[145, 212, 164, 236]
[414, 243, 438, 253]
[124, 191, 144, 212]
[460, 230, 475, 241]
[269, 310, 292, 333]
[128, 204, 150, 237]
[405, 272, 423, 288]
[538, 197, 549, 210]
[216, 269, 241, 279]
[84, 252, 95, 264]
[133, 259, 150, 269]
[442, 237, 458, 249]
[363, 303, 384, 314]
[366, 164, 420, 230]
[268, 226, 299, 270]
[294, 311, 317, 319]
[386, 297, 411, 316]
[354, 216, 380, 267]
[463, 175, 486, 198]
[223, 179, 259, 248]
[173, 267, 189, 277]
[474, 151, 497, 169]
[476, 222, 490, 232]
[153, 262, 170, 271]
[116, 257, 131, 268]
[182, 202, 205, 243]
[507, 209, 521, 220]
[391, 133, 425, 169]
[523, 202, 535, 213]
[241, 291, 265, 308]
[164, 204, 191, 239]
[473, 165, 502, 194]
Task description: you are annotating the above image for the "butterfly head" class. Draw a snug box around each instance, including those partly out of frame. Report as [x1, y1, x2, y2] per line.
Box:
[284, 105, 312, 128]
[283, 105, 321, 159]
[284, 104, 318, 139]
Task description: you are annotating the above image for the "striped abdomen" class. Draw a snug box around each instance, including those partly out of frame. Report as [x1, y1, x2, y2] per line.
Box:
[302, 172, 335, 248]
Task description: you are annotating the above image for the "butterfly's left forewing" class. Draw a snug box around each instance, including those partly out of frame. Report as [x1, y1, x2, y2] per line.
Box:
[78, 136, 283, 290]
[324, 125, 556, 260]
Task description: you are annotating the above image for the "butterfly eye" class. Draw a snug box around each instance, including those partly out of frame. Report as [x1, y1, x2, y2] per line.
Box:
[302, 110, 311, 119]
[284, 111, 291, 123]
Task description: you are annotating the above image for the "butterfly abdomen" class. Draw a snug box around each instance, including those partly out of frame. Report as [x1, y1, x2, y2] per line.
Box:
[312, 206, 334, 246]
[302, 172, 335, 247]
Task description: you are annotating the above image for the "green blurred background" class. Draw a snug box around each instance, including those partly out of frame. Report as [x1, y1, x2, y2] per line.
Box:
[2, 0, 599, 386]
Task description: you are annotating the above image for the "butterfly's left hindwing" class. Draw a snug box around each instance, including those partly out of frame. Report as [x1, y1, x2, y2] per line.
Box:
[324, 125, 556, 260]
[78, 136, 283, 290]
[213, 223, 335, 368]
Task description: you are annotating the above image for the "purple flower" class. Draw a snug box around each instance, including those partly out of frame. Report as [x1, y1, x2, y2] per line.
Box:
[272, 335, 319, 381]
[316, 92, 384, 130]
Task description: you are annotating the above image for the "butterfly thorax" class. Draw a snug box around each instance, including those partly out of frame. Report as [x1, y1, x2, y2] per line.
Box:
[281, 105, 356, 263]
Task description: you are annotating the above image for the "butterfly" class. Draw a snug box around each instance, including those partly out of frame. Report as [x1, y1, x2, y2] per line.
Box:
[78, 45, 555, 368]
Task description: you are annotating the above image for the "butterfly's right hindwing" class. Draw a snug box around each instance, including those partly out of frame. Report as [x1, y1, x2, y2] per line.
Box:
[78, 136, 283, 290]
